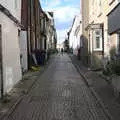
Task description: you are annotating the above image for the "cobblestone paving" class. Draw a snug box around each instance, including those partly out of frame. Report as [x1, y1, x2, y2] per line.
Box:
[4, 54, 109, 120]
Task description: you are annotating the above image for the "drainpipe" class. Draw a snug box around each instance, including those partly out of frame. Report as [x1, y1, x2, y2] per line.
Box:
[88, 29, 91, 67]
[27, 0, 32, 69]
[0, 25, 4, 98]
[26, 0, 29, 69]
[1, 57, 4, 98]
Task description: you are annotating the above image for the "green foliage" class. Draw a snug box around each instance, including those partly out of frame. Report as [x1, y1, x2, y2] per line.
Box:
[64, 39, 69, 51]
[110, 47, 116, 60]
[103, 62, 112, 76]
[47, 48, 58, 54]
[103, 58, 120, 76]
[0, 94, 10, 103]
[111, 59, 120, 76]
[47, 48, 58, 60]
[103, 47, 120, 76]
[109, 47, 120, 76]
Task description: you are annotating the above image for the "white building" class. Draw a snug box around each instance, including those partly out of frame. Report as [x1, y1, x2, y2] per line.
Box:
[45, 12, 57, 50]
[45, 12, 52, 50]
[19, 31, 28, 73]
[69, 15, 82, 55]
[0, 0, 22, 96]
[57, 43, 64, 52]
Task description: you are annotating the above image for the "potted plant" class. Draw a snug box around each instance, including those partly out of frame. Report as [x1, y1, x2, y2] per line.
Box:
[111, 59, 120, 99]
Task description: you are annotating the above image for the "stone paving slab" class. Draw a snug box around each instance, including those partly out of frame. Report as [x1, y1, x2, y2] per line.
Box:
[70, 54, 120, 120]
[3, 54, 109, 120]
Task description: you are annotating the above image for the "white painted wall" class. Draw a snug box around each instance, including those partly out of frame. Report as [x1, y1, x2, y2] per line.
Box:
[69, 15, 82, 55]
[0, 0, 21, 21]
[20, 31, 28, 72]
[0, 11, 22, 93]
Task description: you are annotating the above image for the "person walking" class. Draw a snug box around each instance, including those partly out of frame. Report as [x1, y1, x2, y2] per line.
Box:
[61, 48, 64, 56]
[77, 48, 81, 60]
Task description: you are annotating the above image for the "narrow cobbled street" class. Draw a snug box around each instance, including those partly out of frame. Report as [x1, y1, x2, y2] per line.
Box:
[4, 54, 109, 120]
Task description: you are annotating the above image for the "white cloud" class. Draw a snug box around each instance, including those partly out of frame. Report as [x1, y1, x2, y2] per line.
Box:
[42, 1, 80, 44]
[55, 6, 79, 44]
[57, 28, 70, 44]
[42, 0, 61, 8]
[44, 4, 80, 23]
[54, 6, 79, 23]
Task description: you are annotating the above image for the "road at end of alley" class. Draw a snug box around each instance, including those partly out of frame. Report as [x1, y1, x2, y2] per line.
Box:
[3, 54, 110, 120]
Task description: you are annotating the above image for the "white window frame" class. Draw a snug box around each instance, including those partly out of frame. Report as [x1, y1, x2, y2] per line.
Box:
[93, 29, 103, 51]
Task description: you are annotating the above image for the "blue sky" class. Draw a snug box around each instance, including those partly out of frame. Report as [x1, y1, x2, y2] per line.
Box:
[40, 0, 80, 44]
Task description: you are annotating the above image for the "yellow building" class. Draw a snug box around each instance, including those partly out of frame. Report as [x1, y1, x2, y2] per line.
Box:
[81, 0, 120, 68]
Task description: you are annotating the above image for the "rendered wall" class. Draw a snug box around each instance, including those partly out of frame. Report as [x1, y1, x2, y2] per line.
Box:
[20, 31, 28, 72]
[0, 11, 22, 93]
[0, 0, 21, 21]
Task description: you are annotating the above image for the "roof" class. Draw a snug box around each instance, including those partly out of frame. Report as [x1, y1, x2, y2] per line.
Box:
[44, 11, 53, 20]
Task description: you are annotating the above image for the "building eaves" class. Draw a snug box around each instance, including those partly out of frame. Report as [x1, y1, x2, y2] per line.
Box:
[0, 4, 23, 28]
[44, 11, 53, 20]
[85, 23, 103, 30]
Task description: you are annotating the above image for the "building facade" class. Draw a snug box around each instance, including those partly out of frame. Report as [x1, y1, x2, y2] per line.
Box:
[21, 0, 44, 68]
[0, 0, 57, 97]
[69, 15, 82, 55]
[0, 0, 22, 95]
[81, 0, 120, 68]
[108, 0, 120, 55]
[81, 0, 90, 66]
[45, 12, 57, 50]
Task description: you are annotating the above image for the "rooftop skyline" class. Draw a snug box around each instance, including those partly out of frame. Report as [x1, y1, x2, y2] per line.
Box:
[40, 0, 80, 44]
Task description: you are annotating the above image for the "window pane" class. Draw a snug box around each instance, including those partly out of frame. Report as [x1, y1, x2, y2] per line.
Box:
[96, 31, 100, 35]
[96, 37, 100, 48]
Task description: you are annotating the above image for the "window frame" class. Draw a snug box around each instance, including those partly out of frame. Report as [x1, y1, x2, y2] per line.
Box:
[93, 29, 103, 51]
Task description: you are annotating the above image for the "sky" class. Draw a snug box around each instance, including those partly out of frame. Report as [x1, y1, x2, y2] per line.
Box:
[40, 0, 80, 44]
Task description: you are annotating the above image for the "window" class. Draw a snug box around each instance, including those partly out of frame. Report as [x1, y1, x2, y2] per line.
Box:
[15, 0, 18, 9]
[94, 29, 103, 51]
[96, 36, 100, 48]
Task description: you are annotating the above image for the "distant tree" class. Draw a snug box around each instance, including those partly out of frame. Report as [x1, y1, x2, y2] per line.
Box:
[64, 39, 69, 52]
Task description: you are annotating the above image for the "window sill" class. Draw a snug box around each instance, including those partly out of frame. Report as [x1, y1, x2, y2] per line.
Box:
[93, 49, 103, 52]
